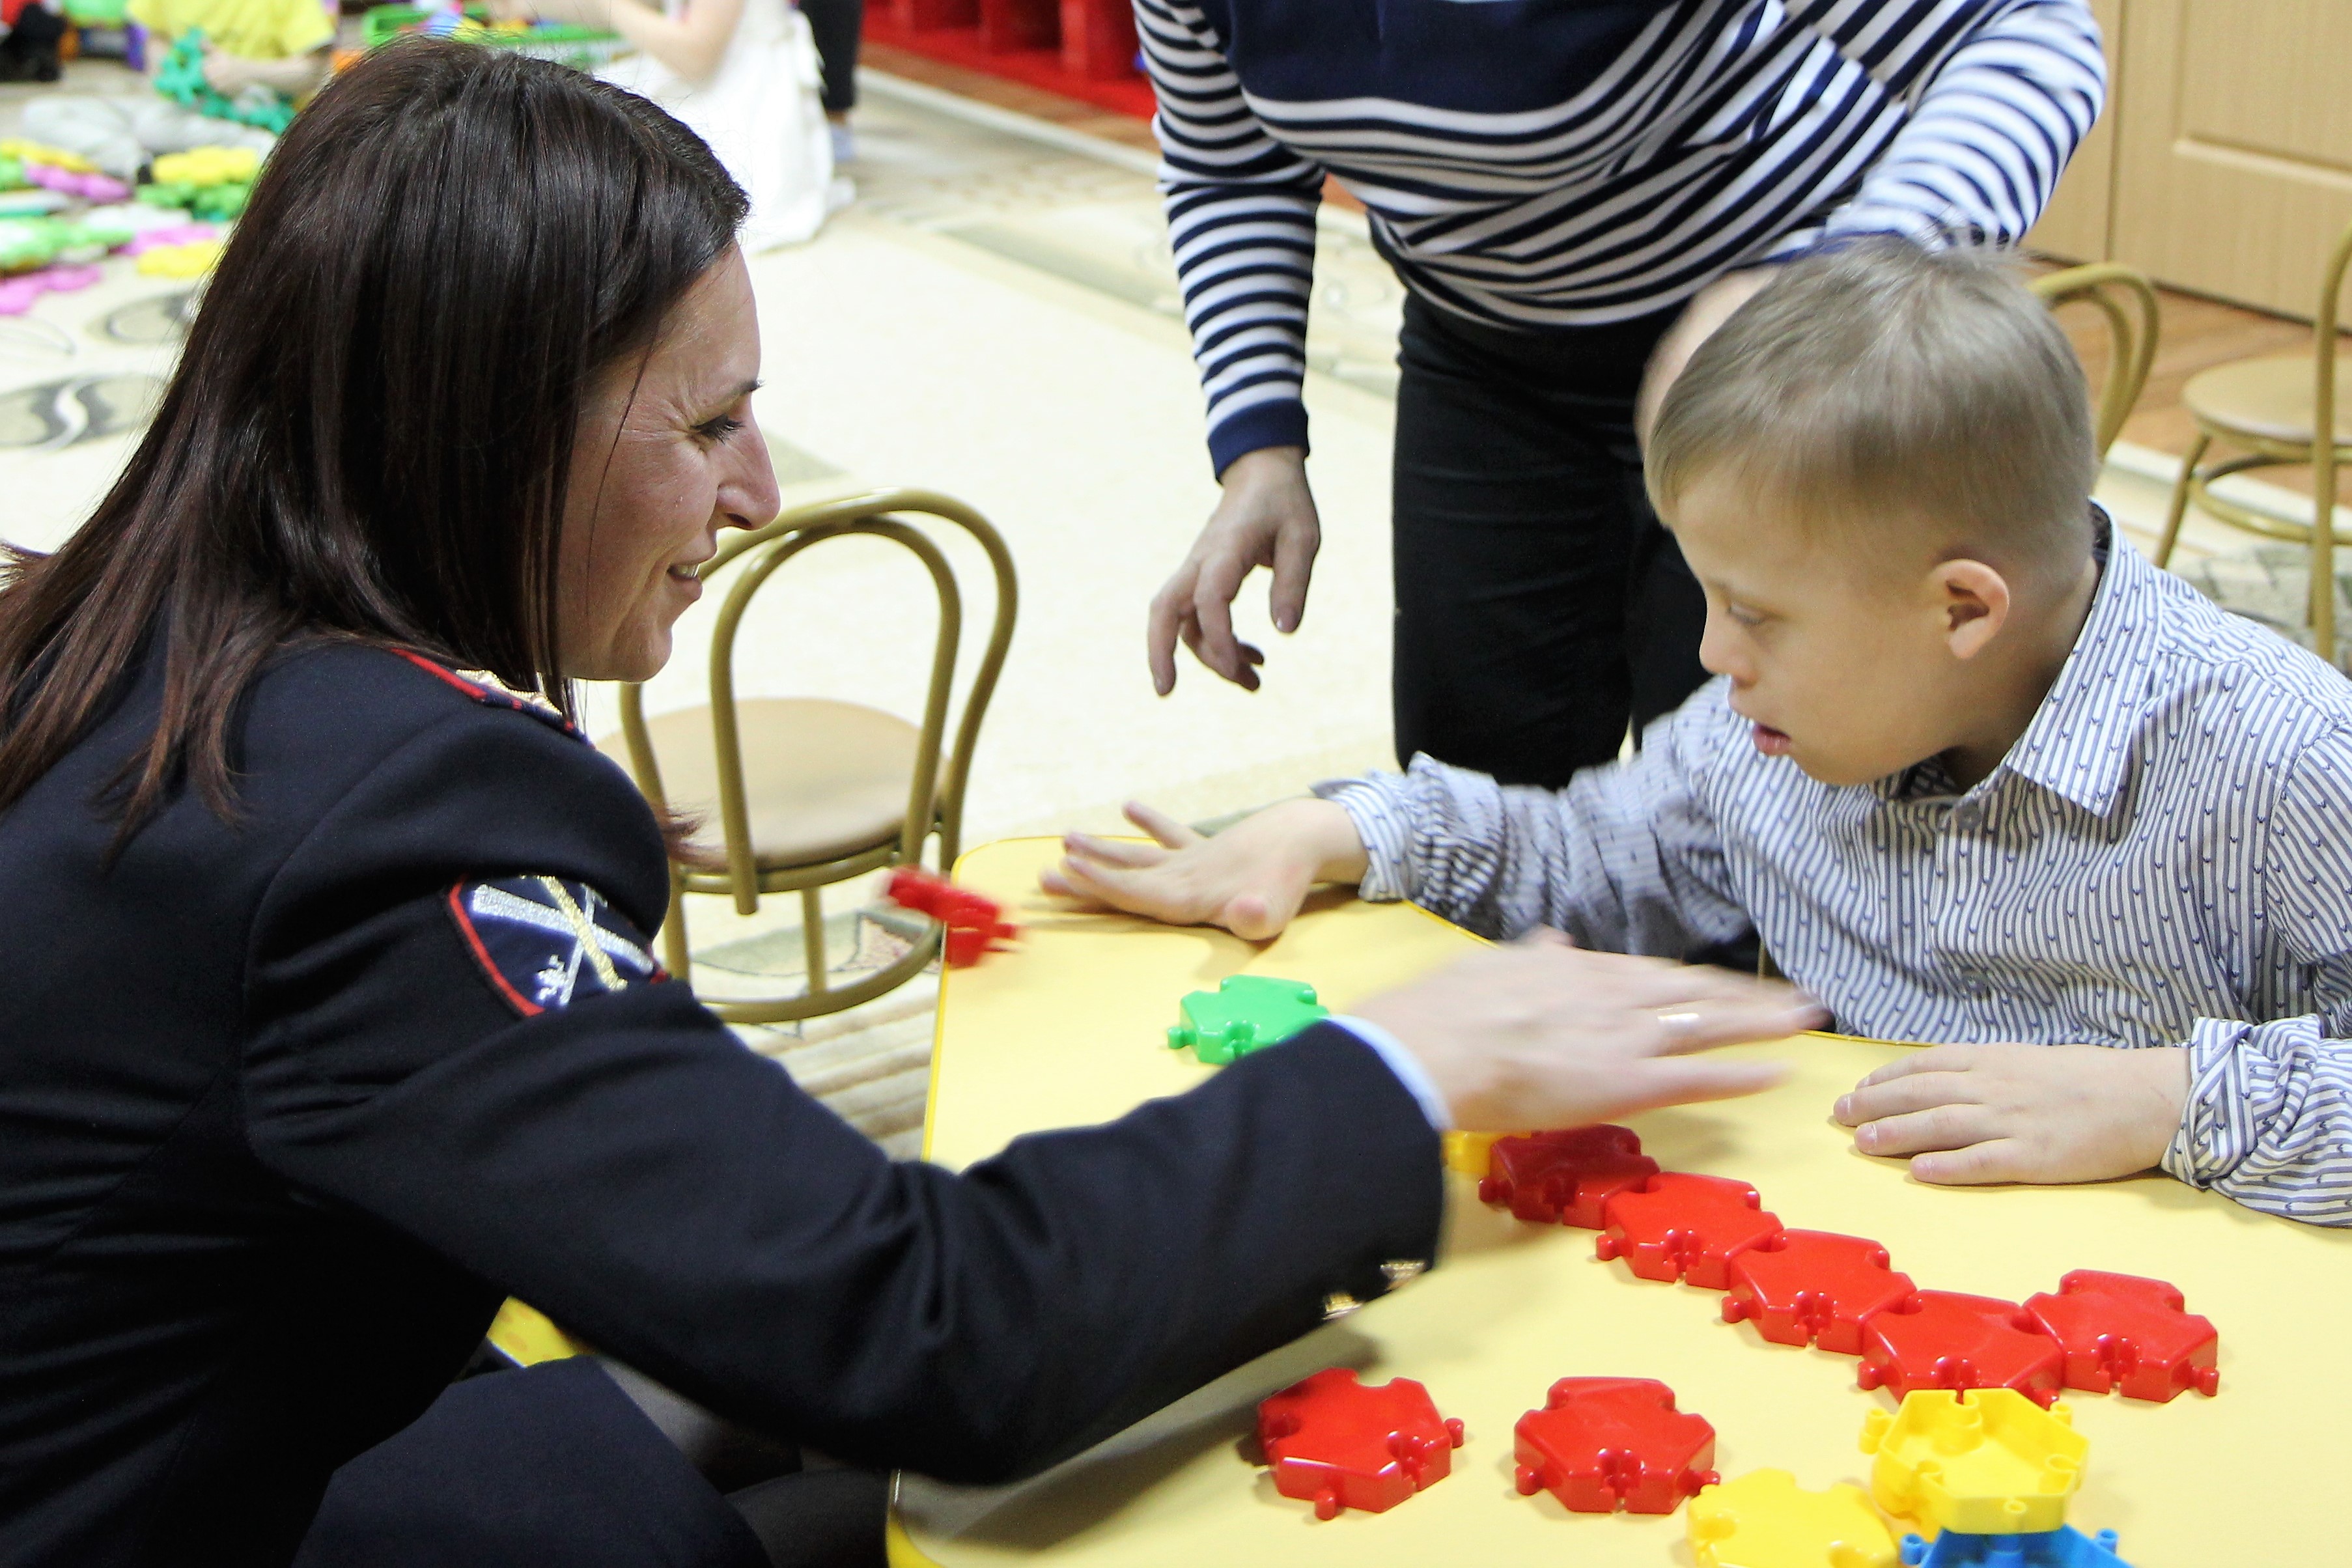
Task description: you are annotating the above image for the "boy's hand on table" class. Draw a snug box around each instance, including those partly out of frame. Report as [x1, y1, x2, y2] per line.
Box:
[1356, 931, 1825, 1131]
[1041, 798, 1366, 940]
[1834, 1043, 2190, 1185]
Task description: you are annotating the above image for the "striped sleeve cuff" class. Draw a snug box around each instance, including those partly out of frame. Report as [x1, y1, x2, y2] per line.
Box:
[1313, 772, 1414, 903]
[2164, 1017, 2263, 1189]
[1206, 398, 1310, 479]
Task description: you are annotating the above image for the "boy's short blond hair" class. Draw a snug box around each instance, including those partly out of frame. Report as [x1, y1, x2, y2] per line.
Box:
[1647, 240, 2097, 579]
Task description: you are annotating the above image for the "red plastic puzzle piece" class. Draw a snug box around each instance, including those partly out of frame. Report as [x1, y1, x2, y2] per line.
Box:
[1722, 1229, 1915, 1355]
[1856, 1291, 2065, 1408]
[1477, 1126, 1659, 1227]
[2024, 1270, 2220, 1402]
[885, 867, 1018, 967]
[1595, 1173, 1782, 1288]
[1513, 1377, 1718, 1515]
[1256, 1367, 1464, 1520]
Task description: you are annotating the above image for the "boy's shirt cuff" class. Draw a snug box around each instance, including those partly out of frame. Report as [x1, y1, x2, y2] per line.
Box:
[1313, 773, 1412, 903]
[2166, 1017, 2274, 1188]
[1327, 1015, 1452, 1132]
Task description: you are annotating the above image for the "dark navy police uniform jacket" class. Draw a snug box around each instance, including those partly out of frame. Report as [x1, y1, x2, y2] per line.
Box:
[0, 640, 1443, 1566]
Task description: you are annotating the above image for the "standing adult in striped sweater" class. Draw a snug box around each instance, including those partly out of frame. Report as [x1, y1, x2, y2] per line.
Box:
[1140, 0, 2105, 789]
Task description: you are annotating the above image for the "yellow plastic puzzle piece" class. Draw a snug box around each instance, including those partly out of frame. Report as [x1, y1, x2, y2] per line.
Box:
[1442, 1130, 1503, 1178]
[136, 240, 224, 278]
[1688, 1469, 1899, 1568]
[150, 146, 262, 188]
[1858, 1388, 2086, 1537]
[0, 139, 94, 172]
[486, 1298, 588, 1365]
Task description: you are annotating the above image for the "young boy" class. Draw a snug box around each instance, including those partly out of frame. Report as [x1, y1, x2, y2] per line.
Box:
[1050, 240, 2352, 1227]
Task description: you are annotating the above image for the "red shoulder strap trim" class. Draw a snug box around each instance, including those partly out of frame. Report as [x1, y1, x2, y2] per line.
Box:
[391, 650, 583, 741]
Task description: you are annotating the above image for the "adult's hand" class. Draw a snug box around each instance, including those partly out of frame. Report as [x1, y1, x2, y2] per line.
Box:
[1147, 446, 1319, 695]
[1353, 931, 1824, 1132]
[1635, 266, 1777, 448]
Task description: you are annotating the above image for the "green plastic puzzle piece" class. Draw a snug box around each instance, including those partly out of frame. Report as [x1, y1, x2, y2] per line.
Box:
[154, 30, 297, 135]
[1167, 975, 1329, 1065]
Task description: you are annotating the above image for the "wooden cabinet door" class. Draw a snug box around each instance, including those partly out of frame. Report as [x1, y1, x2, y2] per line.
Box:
[2110, 0, 2352, 318]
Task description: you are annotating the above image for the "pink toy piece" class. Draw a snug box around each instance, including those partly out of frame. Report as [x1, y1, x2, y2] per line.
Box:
[124, 224, 218, 256]
[2023, 1269, 2220, 1402]
[0, 262, 102, 315]
[1256, 1367, 1464, 1520]
[1722, 1229, 1914, 1355]
[1512, 1377, 1717, 1515]
[21, 164, 130, 203]
[1476, 1126, 1658, 1227]
[1595, 1173, 1782, 1289]
[1856, 1290, 2065, 1408]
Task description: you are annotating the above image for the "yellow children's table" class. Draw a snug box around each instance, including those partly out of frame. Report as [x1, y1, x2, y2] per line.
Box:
[893, 837, 2351, 1567]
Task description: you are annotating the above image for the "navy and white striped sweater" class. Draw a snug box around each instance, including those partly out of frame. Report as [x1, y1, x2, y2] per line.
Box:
[1139, 0, 2107, 473]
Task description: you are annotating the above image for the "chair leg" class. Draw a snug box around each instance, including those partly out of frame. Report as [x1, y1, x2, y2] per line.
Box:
[802, 886, 828, 996]
[661, 865, 692, 985]
[2316, 474, 2339, 671]
[2157, 434, 2209, 569]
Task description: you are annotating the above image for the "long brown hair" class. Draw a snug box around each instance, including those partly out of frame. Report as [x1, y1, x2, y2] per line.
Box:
[0, 40, 746, 835]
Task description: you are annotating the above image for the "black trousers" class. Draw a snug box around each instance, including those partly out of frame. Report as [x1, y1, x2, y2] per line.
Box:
[296, 1357, 888, 1568]
[1390, 291, 1712, 789]
[800, 0, 862, 115]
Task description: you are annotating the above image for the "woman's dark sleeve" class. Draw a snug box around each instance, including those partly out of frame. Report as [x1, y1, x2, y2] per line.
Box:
[238, 712, 1443, 1483]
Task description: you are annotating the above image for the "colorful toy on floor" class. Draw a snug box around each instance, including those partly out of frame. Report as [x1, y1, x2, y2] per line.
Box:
[1166, 973, 1326, 1065]
[1860, 1390, 2085, 1537]
[1856, 1293, 2065, 1408]
[0, 139, 95, 174]
[152, 30, 296, 133]
[134, 239, 223, 277]
[1899, 1525, 2133, 1567]
[362, 5, 630, 71]
[1597, 1172, 1783, 1288]
[0, 262, 99, 313]
[139, 146, 259, 223]
[0, 216, 135, 273]
[882, 866, 1016, 967]
[1512, 1376, 1716, 1515]
[1255, 1367, 1463, 1520]
[1478, 1125, 1658, 1227]
[2023, 1270, 2219, 1403]
[1688, 1469, 1900, 1568]
[1724, 1231, 1915, 1355]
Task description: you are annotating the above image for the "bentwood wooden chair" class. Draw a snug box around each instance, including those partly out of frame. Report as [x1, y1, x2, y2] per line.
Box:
[2153, 222, 2351, 664]
[2029, 261, 2161, 460]
[603, 488, 1018, 1024]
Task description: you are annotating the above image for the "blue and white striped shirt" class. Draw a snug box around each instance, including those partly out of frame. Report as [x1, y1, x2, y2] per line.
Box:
[1319, 530, 2352, 1226]
[1141, 0, 2107, 472]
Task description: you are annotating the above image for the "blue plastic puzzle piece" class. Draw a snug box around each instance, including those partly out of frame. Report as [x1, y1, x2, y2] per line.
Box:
[1168, 975, 1328, 1065]
[1900, 1526, 2133, 1568]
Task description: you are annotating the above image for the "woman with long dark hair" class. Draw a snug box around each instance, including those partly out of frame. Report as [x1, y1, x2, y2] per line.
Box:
[0, 40, 1816, 1568]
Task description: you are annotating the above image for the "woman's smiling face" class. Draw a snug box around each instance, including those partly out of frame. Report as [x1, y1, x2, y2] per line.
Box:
[556, 245, 780, 683]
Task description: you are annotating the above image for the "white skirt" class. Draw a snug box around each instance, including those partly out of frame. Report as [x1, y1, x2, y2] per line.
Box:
[600, 0, 842, 252]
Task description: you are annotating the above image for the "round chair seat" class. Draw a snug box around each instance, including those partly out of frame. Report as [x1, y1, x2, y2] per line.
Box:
[2182, 355, 2352, 447]
[600, 698, 925, 870]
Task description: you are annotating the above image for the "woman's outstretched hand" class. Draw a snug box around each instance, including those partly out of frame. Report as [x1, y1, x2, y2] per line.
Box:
[1041, 798, 1368, 942]
[1356, 931, 1825, 1131]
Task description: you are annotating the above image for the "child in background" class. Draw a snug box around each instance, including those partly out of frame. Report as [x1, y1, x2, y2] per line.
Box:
[494, 0, 838, 251]
[18, 0, 328, 180]
[1048, 240, 2352, 1229]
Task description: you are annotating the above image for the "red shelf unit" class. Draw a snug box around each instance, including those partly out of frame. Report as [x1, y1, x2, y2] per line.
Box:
[865, 0, 1157, 120]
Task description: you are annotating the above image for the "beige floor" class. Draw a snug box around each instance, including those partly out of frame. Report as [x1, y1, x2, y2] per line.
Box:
[0, 66, 2331, 1155]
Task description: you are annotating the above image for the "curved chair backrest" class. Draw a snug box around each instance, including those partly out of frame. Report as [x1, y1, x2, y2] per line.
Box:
[2313, 221, 2352, 601]
[617, 488, 1018, 914]
[2029, 262, 2160, 460]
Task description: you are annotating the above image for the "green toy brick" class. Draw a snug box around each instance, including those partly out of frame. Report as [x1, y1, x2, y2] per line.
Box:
[1168, 975, 1329, 1065]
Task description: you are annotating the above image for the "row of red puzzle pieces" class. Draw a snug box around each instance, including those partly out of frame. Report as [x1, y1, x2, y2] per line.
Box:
[1479, 1125, 2220, 1408]
[1252, 1125, 2220, 1524]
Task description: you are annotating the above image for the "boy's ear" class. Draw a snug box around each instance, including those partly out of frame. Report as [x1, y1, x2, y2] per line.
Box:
[1934, 559, 2011, 660]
